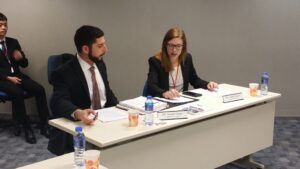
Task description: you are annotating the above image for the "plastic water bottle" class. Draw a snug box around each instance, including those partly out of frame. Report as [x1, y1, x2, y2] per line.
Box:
[261, 72, 269, 95]
[144, 96, 154, 126]
[73, 126, 85, 168]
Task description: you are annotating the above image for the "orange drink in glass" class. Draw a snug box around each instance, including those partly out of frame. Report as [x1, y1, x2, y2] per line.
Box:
[84, 150, 100, 169]
[249, 83, 259, 97]
[128, 109, 139, 127]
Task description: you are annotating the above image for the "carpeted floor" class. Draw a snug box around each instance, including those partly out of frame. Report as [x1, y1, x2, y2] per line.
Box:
[0, 117, 299, 169]
[218, 117, 300, 169]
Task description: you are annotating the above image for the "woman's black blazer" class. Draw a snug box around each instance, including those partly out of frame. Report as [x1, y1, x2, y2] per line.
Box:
[147, 53, 209, 97]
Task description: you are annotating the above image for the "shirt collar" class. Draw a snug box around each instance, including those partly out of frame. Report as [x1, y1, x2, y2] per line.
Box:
[0, 37, 5, 50]
[77, 53, 96, 71]
[0, 37, 6, 43]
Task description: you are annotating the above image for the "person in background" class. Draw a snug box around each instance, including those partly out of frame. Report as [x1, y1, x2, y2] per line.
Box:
[147, 27, 218, 99]
[0, 12, 50, 144]
[48, 25, 118, 155]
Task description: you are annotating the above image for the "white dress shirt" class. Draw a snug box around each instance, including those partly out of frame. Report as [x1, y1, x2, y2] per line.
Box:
[0, 38, 4, 50]
[0, 37, 14, 73]
[77, 54, 107, 108]
[169, 65, 183, 92]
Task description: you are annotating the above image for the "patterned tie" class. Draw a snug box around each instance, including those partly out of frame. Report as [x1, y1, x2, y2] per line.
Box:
[0, 41, 7, 56]
[0, 41, 14, 73]
[89, 66, 101, 110]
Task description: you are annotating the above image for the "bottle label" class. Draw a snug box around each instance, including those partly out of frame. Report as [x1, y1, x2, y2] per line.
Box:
[74, 133, 85, 148]
[261, 78, 268, 84]
[261, 75, 269, 84]
[261, 73, 269, 84]
[145, 101, 154, 111]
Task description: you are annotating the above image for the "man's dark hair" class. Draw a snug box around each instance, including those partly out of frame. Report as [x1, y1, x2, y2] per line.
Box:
[74, 25, 104, 53]
[0, 13, 7, 21]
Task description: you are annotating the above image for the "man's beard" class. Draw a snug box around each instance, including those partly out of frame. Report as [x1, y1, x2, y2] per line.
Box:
[88, 52, 100, 63]
[87, 47, 103, 63]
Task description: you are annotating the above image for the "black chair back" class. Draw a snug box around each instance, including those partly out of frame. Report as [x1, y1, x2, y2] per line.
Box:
[47, 53, 74, 85]
[142, 82, 150, 97]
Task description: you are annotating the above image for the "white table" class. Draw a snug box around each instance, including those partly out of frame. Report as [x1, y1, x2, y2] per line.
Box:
[17, 152, 108, 169]
[49, 84, 281, 169]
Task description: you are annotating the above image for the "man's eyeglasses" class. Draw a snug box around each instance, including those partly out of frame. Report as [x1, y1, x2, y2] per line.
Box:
[167, 44, 184, 50]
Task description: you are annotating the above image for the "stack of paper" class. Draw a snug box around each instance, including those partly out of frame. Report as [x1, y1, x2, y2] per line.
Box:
[96, 107, 128, 122]
[118, 96, 168, 111]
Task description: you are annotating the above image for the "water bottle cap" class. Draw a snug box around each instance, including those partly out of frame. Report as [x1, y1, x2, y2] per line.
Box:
[262, 72, 269, 75]
[147, 95, 152, 99]
[75, 126, 82, 132]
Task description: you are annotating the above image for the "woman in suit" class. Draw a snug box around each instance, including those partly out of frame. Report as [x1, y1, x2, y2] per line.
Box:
[147, 27, 218, 99]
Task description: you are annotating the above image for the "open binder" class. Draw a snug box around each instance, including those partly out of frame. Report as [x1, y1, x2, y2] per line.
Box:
[118, 96, 168, 112]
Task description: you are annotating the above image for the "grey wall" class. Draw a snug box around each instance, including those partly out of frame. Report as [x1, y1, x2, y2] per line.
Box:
[1, 0, 299, 116]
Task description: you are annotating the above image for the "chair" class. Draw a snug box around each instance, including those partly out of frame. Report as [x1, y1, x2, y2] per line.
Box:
[0, 91, 33, 103]
[47, 53, 74, 84]
[0, 53, 73, 128]
[0, 86, 34, 129]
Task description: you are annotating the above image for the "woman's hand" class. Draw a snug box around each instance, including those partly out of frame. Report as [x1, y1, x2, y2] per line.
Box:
[163, 89, 180, 99]
[207, 81, 218, 91]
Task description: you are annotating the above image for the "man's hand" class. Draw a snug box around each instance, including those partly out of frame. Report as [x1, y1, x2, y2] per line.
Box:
[7, 76, 22, 85]
[12, 50, 23, 61]
[162, 89, 180, 99]
[207, 81, 218, 91]
[74, 109, 97, 125]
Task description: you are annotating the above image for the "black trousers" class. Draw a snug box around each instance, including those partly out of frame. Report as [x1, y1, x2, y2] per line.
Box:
[0, 78, 49, 128]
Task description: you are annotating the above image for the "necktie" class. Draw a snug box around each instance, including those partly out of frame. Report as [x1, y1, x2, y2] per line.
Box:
[0, 41, 14, 73]
[89, 66, 101, 110]
[0, 41, 7, 56]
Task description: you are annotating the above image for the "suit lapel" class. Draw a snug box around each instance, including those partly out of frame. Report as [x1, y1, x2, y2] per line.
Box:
[70, 57, 90, 101]
[95, 60, 107, 91]
[181, 61, 188, 90]
[2, 38, 15, 68]
[5, 38, 13, 58]
[163, 70, 169, 90]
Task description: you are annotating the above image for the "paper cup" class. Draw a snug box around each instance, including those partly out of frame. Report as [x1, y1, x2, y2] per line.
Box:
[128, 109, 139, 127]
[84, 150, 100, 169]
[249, 83, 259, 97]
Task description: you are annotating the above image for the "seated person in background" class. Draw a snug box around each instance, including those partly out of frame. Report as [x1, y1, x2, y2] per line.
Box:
[0, 13, 50, 144]
[48, 25, 118, 155]
[147, 27, 218, 99]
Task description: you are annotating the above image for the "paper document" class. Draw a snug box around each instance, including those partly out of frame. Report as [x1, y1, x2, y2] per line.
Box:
[119, 96, 168, 111]
[163, 102, 212, 113]
[154, 96, 193, 103]
[96, 107, 128, 122]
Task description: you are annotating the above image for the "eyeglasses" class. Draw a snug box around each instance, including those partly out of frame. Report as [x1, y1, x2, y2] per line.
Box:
[167, 44, 184, 50]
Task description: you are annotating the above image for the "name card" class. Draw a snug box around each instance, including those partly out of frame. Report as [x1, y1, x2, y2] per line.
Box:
[222, 92, 244, 103]
[158, 111, 188, 120]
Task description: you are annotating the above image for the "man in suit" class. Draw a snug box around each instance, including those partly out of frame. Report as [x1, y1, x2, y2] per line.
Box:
[48, 25, 118, 155]
[0, 13, 50, 144]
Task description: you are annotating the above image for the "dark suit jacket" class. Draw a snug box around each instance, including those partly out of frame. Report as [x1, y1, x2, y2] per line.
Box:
[48, 56, 118, 155]
[0, 37, 29, 81]
[147, 53, 209, 97]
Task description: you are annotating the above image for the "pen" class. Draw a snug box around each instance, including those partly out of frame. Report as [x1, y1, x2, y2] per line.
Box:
[93, 112, 98, 120]
[116, 105, 129, 111]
